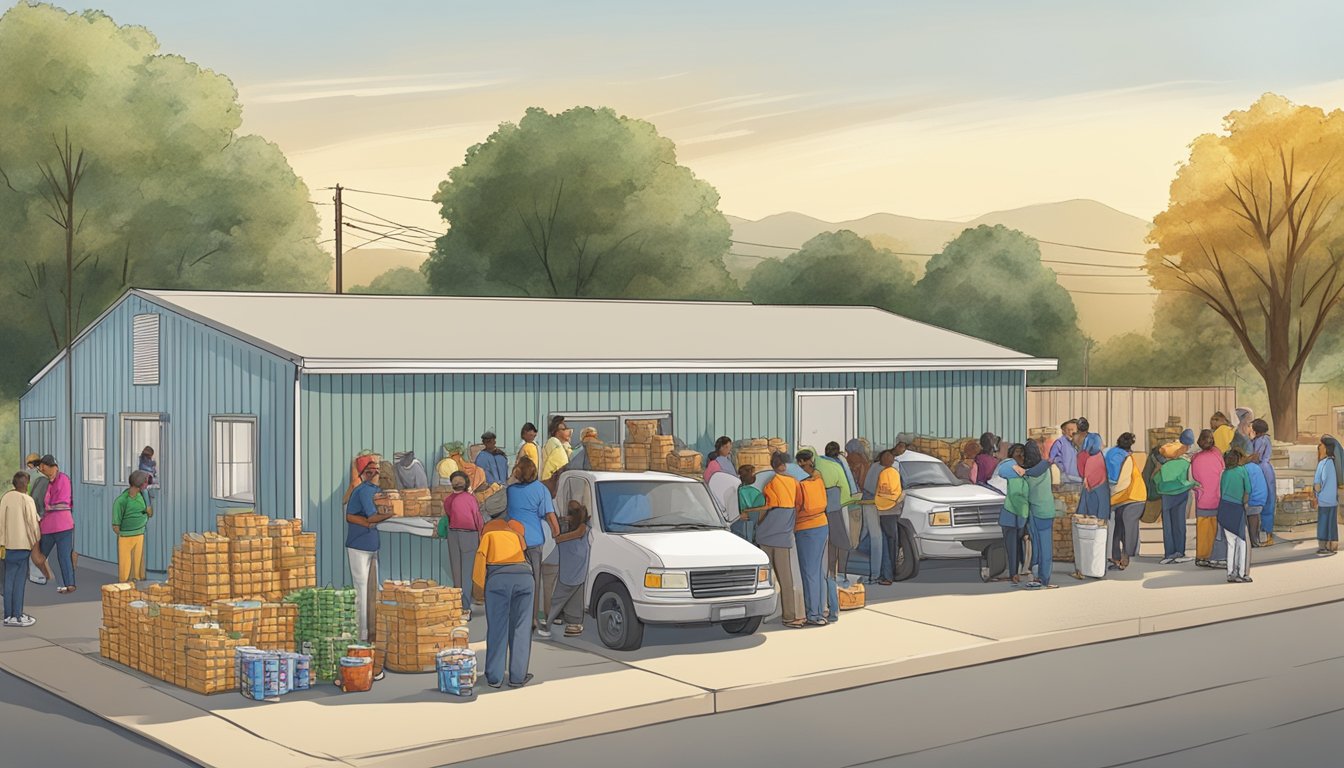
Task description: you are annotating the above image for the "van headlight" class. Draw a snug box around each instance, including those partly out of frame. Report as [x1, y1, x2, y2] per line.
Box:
[644, 569, 689, 589]
[757, 567, 771, 585]
[929, 510, 952, 526]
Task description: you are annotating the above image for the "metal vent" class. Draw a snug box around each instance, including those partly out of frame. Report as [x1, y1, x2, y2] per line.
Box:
[132, 314, 160, 385]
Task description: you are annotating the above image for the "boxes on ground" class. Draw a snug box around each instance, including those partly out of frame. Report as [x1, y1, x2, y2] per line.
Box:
[376, 580, 469, 673]
[1050, 485, 1081, 561]
[235, 646, 312, 701]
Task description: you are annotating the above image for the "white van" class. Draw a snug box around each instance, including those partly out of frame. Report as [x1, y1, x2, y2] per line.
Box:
[554, 470, 777, 651]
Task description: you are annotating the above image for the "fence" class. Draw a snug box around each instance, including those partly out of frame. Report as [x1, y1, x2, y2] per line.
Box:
[1026, 386, 1237, 452]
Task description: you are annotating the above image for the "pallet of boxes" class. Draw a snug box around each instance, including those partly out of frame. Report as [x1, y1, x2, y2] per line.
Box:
[1148, 416, 1185, 453]
[1051, 483, 1082, 561]
[735, 438, 790, 473]
[376, 580, 469, 673]
[97, 510, 318, 698]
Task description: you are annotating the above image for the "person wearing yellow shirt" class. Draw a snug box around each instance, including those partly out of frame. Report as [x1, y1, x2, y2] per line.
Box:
[758, 452, 805, 628]
[540, 415, 573, 485]
[472, 514, 535, 689]
[515, 422, 539, 478]
[795, 451, 831, 627]
[865, 449, 904, 585]
[1211, 412, 1237, 455]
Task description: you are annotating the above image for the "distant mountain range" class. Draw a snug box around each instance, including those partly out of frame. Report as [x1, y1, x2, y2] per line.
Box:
[726, 199, 1156, 340]
[336, 199, 1156, 341]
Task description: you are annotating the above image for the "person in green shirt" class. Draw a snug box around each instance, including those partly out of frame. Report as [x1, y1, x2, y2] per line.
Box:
[734, 465, 767, 543]
[112, 470, 152, 582]
[1018, 442, 1058, 589]
[1217, 451, 1252, 583]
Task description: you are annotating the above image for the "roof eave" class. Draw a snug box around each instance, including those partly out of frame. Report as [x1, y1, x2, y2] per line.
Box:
[298, 357, 1059, 374]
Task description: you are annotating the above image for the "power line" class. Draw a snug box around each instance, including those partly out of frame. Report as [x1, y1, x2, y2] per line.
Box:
[1044, 259, 1143, 270]
[1052, 271, 1150, 278]
[342, 216, 439, 244]
[1035, 239, 1146, 256]
[1067, 289, 1159, 296]
[342, 187, 437, 203]
[343, 222, 434, 251]
[728, 239, 1147, 268]
[343, 203, 443, 238]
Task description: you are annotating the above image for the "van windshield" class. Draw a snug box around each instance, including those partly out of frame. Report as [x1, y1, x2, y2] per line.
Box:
[596, 481, 726, 532]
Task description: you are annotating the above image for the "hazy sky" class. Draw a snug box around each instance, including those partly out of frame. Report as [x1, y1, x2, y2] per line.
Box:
[47, 0, 1344, 243]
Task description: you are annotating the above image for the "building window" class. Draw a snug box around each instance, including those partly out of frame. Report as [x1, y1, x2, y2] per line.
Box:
[80, 415, 106, 485]
[551, 410, 674, 468]
[132, 313, 160, 385]
[212, 416, 256, 503]
[122, 414, 164, 490]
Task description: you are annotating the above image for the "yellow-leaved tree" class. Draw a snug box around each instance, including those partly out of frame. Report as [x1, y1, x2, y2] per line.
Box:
[1148, 94, 1344, 441]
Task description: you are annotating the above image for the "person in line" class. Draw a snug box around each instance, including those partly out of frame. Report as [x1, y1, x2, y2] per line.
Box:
[1249, 419, 1277, 545]
[734, 465, 766, 542]
[953, 441, 977, 483]
[704, 436, 735, 484]
[436, 471, 484, 617]
[2, 472, 42, 627]
[540, 416, 573, 489]
[995, 444, 1030, 584]
[1050, 420, 1082, 484]
[476, 432, 510, 488]
[1211, 412, 1237, 455]
[1313, 436, 1342, 556]
[1020, 442, 1057, 589]
[515, 423, 539, 474]
[111, 470, 153, 583]
[472, 509, 534, 688]
[1218, 450, 1253, 583]
[504, 457, 559, 631]
[1233, 409, 1255, 454]
[818, 443, 858, 601]
[758, 452, 805, 628]
[24, 454, 49, 585]
[561, 427, 600, 477]
[1241, 450, 1267, 549]
[37, 455, 76, 594]
[345, 457, 392, 674]
[1073, 432, 1110, 579]
[1154, 431, 1197, 564]
[971, 433, 1000, 486]
[1192, 430, 1228, 568]
[844, 439, 872, 555]
[1106, 433, 1146, 570]
[538, 501, 590, 639]
[872, 449, 904, 585]
[794, 451, 830, 627]
[137, 447, 157, 536]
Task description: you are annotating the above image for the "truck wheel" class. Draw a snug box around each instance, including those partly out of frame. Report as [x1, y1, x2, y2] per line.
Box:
[722, 616, 762, 636]
[595, 584, 645, 651]
[893, 529, 919, 581]
[980, 542, 1007, 582]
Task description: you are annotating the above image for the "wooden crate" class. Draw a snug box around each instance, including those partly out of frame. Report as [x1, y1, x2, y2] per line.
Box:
[625, 419, 660, 444]
[649, 436, 676, 471]
[667, 450, 703, 474]
[624, 442, 650, 471]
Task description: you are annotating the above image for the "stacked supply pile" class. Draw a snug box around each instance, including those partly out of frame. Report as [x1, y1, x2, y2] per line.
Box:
[228, 535, 280, 601]
[213, 599, 263, 640]
[736, 438, 790, 473]
[587, 443, 623, 471]
[285, 587, 359, 681]
[1051, 484, 1082, 561]
[168, 533, 231, 606]
[269, 519, 318, 593]
[623, 418, 661, 471]
[1147, 416, 1184, 453]
[667, 450, 703, 475]
[1276, 487, 1317, 527]
[251, 603, 299, 651]
[373, 490, 405, 517]
[98, 583, 145, 666]
[910, 436, 978, 470]
[400, 488, 433, 517]
[155, 604, 214, 688]
[186, 623, 249, 694]
[376, 580, 469, 673]
[648, 435, 676, 472]
[235, 647, 312, 702]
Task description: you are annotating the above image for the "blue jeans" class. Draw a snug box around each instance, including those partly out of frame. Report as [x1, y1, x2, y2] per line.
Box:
[825, 546, 841, 620]
[862, 507, 883, 582]
[1028, 515, 1054, 586]
[730, 518, 754, 543]
[1318, 506, 1338, 542]
[484, 567, 534, 686]
[879, 515, 901, 581]
[999, 510, 1026, 578]
[1261, 491, 1277, 538]
[4, 550, 31, 619]
[1161, 492, 1189, 559]
[795, 527, 828, 623]
[39, 529, 75, 588]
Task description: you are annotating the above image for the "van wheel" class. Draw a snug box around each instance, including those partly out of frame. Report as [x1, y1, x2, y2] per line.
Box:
[980, 543, 1007, 582]
[722, 616, 762, 636]
[595, 584, 644, 651]
[892, 529, 919, 581]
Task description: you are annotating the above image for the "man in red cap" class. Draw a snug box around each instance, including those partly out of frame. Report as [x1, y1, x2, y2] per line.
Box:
[346, 456, 394, 665]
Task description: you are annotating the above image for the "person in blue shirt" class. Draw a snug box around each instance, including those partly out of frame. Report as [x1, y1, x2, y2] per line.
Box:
[1243, 450, 1268, 549]
[505, 456, 559, 631]
[476, 431, 510, 488]
[1314, 436, 1342, 556]
[345, 456, 394, 675]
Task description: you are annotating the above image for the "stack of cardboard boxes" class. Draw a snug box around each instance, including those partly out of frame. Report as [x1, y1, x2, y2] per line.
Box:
[1052, 484, 1083, 561]
[376, 580, 469, 673]
[167, 533, 231, 607]
[1147, 416, 1185, 453]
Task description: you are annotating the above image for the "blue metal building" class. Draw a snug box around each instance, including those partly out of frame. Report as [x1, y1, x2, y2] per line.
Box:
[19, 289, 1055, 587]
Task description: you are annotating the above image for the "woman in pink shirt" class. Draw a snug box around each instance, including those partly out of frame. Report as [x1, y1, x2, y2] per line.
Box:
[436, 471, 484, 617]
[37, 455, 76, 594]
[1190, 429, 1227, 568]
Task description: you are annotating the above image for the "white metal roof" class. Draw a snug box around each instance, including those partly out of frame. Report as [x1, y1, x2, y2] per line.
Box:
[30, 289, 1056, 383]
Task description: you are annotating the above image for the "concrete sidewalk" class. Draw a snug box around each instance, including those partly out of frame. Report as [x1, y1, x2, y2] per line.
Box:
[1, 525, 1340, 768]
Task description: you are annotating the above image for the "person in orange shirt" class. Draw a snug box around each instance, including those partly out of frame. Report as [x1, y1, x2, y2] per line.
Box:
[794, 450, 831, 627]
[473, 514, 535, 689]
[757, 452, 805, 628]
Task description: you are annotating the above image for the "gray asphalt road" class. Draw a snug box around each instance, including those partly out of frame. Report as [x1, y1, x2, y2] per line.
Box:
[454, 600, 1344, 768]
[0, 665, 199, 767]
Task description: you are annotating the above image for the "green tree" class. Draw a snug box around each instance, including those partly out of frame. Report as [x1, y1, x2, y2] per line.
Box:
[914, 225, 1086, 382]
[424, 106, 740, 301]
[0, 4, 330, 399]
[350, 267, 430, 295]
[745, 230, 916, 311]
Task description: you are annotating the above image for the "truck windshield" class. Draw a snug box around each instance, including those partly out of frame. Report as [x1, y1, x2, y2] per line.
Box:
[596, 481, 726, 532]
[897, 461, 963, 488]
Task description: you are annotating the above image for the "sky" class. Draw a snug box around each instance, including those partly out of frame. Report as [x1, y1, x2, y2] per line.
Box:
[41, 0, 1344, 244]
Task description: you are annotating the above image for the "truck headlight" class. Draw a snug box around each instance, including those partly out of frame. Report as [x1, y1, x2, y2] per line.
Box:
[930, 510, 952, 526]
[644, 569, 689, 589]
[757, 567, 771, 585]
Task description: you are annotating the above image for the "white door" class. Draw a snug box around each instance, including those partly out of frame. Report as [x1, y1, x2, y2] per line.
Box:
[794, 391, 857, 453]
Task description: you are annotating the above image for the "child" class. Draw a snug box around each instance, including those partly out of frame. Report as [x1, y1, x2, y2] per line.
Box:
[538, 501, 589, 639]
[735, 465, 767, 542]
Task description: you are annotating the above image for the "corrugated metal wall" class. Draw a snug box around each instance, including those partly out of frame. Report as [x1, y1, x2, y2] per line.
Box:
[19, 294, 296, 570]
[303, 370, 1026, 586]
[1026, 386, 1238, 452]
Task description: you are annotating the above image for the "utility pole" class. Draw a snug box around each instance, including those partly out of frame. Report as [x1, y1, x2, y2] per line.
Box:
[334, 183, 344, 294]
